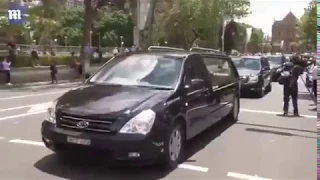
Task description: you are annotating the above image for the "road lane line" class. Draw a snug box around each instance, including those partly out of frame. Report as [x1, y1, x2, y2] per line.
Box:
[5, 138, 210, 173]
[0, 110, 46, 121]
[0, 102, 50, 113]
[8, 139, 45, 146]
[0, 90, 68, 100]
[0, 137, 5, 140]
[240, 109, 316, 119]
[227, 172, 272, 180]
[178, 164, 209, 172]
[27, 102, 52, 113]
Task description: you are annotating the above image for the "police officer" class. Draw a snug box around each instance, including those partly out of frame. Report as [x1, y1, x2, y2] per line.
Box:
[278, 56, 304, 116]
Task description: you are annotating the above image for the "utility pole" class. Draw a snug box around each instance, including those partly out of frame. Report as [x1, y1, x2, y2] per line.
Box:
[81, 0, 97, 79]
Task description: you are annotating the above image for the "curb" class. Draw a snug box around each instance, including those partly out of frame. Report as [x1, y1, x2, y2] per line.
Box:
[0, 80, 82, 90]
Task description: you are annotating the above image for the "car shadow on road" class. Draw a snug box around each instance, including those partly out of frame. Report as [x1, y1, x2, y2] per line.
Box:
[237, 122, 317, 134]
[298, 92, 314, 101]
[245, 128, 316, 139]
[33, 118, 236, 180]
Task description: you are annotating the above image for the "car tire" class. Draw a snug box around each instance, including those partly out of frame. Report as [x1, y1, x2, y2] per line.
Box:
[161, 121, 185, 169]
[228, 96, 239, 121]
[265, 83, 272, 92]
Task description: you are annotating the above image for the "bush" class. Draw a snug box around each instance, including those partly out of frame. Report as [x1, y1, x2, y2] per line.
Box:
[0, 55, 113, 68]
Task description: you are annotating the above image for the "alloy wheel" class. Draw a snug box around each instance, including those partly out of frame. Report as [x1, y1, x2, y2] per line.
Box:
[169, 128, 182, 162]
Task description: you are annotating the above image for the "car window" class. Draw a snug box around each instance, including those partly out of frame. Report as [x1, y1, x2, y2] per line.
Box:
[183, 55, 206, 84]
[89, 54, 183, 89]
[261, 58, 269, 68]
[267, 56, 282, 65]
[235, 58, 261, 71]
[202, 56, 237, 86]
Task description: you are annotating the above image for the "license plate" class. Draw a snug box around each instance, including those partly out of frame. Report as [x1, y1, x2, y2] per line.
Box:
[67, 136, 91, 146]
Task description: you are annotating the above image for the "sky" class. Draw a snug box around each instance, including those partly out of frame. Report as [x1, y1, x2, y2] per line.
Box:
[237, 0, 311, 36]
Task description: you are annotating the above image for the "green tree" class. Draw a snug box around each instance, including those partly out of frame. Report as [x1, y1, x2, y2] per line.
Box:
[248, 28, 264, 53]
[297, 0, 316, 48]
[158, 0, 251, 49]
[57, 8, 84, 46]
[95, 9, 134, 47]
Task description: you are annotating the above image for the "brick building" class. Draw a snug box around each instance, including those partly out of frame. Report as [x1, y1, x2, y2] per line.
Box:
[271, 11, 299, 53]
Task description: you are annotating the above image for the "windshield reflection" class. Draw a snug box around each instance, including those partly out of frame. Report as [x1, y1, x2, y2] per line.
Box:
[267, 56, 282, 65]
[234, 58, 261, 70]
[89, 54, 183, 89]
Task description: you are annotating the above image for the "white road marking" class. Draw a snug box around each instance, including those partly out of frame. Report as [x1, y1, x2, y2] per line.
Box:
[8, 139, 45, 146]
[0, 102, 48, 113]
[227, 172, 272, 180]
[0, 90, 67, 100]
[0, 110, 46, 121]
[240, 109, 316, 119]
[5, 138, 210, 172]
[27, 102, 52, 113]
[178, 164, 209, 172]
[0, 137, 5, 140]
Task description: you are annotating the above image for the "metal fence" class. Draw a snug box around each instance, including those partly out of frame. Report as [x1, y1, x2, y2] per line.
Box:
[0, 43, 117, 56]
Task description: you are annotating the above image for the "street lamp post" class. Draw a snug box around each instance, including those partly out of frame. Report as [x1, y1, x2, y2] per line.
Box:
[120, 36, 124, 53]
[98, 32, 101, 49]
[90, 30, 93, 47]
[64, 36, 67, 50]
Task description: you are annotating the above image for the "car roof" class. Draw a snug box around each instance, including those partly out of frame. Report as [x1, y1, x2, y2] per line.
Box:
[148, 46, 186, 52]
[241, 56, 262, 59]
[268, 55, 282, 57]
[189, 47, 220, 53]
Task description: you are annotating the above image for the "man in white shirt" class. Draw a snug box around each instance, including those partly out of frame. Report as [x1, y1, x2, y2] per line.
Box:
[312, 62, 317, 98]
[2, 58, 11, 86]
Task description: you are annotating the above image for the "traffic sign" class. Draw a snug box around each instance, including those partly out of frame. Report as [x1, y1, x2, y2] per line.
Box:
[7, 3, 25, 24]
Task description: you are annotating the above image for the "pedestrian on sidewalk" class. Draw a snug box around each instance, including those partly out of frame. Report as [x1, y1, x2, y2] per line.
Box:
[113, 47, 119, 57]
[312, 60, 317, 98]
[31, 49, 40, 67]
[1, 57, 12, 86]
[50, 60, 58, 84]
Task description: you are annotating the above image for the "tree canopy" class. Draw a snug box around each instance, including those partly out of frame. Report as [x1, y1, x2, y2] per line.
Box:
[297, 0, 316, 47]
[154, 0, 258, 51]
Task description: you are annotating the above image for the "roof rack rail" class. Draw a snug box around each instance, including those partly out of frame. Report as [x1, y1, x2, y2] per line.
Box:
[147, 46, 186, 52]
[189, 47, 220, 53]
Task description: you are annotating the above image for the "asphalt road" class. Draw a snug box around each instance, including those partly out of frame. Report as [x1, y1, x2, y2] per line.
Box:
[0, 79, 316, 180]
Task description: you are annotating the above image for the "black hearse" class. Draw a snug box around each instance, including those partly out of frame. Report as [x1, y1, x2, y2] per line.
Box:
[41, 51, 240, 168]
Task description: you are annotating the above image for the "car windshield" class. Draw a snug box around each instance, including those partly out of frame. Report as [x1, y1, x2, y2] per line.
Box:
[234, 58, 261, 70]
[89, 54, 183, 89]
[268, 56, 282, 65]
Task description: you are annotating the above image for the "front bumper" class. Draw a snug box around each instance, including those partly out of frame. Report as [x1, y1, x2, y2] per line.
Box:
[41, 121, 166, 164]
[241, 82, 262, 92]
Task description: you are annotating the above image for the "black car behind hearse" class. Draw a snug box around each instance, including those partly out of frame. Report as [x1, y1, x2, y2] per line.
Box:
[41, 52, 240, 169]
[267, 55, 287, 81]
[235, 56, 272, 98]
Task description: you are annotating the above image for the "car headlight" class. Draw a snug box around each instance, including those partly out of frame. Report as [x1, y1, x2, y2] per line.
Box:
[119, 109, 156, 135]
[248, 75, 258, 83]
[45, 100, 57, 124]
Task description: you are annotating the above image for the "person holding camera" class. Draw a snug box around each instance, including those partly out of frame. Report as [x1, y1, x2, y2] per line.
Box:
[278, 56, 304, 116]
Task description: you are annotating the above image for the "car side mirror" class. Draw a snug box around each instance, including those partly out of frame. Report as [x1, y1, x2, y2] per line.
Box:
[85, 73, 92, 79]
[263, 67, 270, 71]
[185, 78, 205, 89]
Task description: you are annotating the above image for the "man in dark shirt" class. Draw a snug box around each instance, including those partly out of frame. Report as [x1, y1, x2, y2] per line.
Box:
[279, 56, 304, 116]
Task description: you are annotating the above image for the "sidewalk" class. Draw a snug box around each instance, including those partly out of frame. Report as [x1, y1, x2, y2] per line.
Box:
[0, 79, 83, 90]
[0, 65, 101, 84]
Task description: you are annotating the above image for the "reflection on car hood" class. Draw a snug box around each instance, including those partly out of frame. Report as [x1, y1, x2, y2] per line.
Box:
[237, 68, 260, 76]
[56, 84, 173, 117]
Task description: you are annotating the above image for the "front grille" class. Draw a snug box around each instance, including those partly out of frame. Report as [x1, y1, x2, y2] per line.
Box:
[58, 113, 114, 133]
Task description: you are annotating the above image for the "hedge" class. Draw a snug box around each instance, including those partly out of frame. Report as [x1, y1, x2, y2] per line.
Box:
[0, 55, 113, 68]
